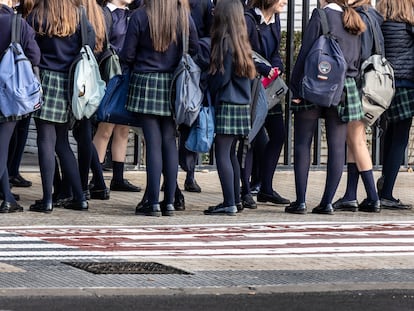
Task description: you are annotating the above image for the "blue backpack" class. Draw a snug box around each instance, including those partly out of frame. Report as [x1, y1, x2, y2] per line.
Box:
[301, 9, 347, 107]
[0, 13, 42, 117]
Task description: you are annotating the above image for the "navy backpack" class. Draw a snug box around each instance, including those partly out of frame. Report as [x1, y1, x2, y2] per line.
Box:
[300, 9, 347, 107]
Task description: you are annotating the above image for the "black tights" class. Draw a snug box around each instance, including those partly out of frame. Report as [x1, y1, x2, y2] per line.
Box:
[381, 117, 412, 199]
[141, 114, 178, 205]
[215, 134, 240, 207]
[8, 116, 30, 177]
[0, 121, 17, 203]
[294, 108, 347, 205]
[260, 114, 285, 194]
[72, 118, 106, 191]
[35, 119, 84, 203]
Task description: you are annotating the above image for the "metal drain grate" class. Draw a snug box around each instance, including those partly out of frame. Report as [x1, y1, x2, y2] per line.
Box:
[62, 262, 192, 275]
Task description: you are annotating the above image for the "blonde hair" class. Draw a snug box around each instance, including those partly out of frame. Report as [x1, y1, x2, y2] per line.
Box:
[31, 0, 81, 37]
[81, 0, 106, 53]
[144, 0, 189, 52]
[376, 0, 414, 24]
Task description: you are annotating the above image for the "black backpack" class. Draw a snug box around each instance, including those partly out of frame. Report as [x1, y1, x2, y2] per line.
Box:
[300, 9, 347, 107]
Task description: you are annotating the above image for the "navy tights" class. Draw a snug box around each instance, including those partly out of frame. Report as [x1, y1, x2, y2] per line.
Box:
[381, 118, 412, 200]
[0, 121, 17, 203]
[35, 119, 85, 203]
[293, 108, 347, 205]
[215, 134, 240, 207]
[141, 114, 178, 205]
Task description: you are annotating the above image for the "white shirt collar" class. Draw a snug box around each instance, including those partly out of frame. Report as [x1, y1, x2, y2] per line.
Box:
[323, 3, 343, 12]
[106, 2, 128, 12]
[254, 8, 276, 25]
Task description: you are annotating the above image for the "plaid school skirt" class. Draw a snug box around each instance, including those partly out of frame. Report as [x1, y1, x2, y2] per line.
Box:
[291, 78, 363, 122]
[126, 72, 173, 117]
[215, 102, 251, 136]
[385, 88, 414, 122]
[33, 70, 70, 123]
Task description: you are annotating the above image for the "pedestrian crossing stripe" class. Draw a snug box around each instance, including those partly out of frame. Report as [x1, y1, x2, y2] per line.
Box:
[0, 222, 414, 260]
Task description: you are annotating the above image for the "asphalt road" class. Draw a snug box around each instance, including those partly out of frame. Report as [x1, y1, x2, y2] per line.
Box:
[0, 290, 414, 311]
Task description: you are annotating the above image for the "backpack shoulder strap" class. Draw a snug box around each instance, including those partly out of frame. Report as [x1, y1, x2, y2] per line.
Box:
[79, 6, 88, 46]
[360, 10, 382, 55]
[11, 13, 22, 44]
[317, 8, 329, 36]
[102, 6, 113, 35]
[102, 6, 113, 50]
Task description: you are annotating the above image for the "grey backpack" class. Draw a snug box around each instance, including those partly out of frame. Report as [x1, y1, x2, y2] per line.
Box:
[360, 11, 395, 126]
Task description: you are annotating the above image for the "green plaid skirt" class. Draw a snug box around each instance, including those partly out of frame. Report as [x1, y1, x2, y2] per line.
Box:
[126, 72, 173, 117]
[385, 88, 414, 122]
[33, 70, 70, 123]
[291, 77, 363, 122]
[0, 114, 25, 123]
[215, 102, 251, 135]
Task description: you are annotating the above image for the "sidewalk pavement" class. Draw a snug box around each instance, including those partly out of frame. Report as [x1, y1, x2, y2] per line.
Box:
[0, 152, 413, 296]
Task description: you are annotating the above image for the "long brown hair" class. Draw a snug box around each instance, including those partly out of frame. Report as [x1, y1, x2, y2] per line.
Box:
[210, 0, 256, 79]
[327, 0, 366, 35]
[31, 0, 81, 37]
[144, 0, 189, 52]
[81, 0, 106, 53]
[376, 0, 414, 24]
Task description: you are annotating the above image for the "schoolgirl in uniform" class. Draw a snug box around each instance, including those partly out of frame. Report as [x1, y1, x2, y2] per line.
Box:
[0, 0, 40, 212]
[27, 0, 95, 213]
[7, 0, 36, 191]
[375, 0, 414, 210]
[120, 0, 199, 217]
[241, 0, 290, 210]
[205, 0, 256, 216]
[287, 0, 366, 215]
[333, 0, 384, 213]
[92, 0, 142, 196]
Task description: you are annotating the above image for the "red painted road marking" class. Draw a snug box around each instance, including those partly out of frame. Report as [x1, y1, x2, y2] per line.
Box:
[1, 222, 414, 260]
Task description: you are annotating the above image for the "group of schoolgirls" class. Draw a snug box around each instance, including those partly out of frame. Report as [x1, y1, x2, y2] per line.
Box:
[0, 0, 413, 217]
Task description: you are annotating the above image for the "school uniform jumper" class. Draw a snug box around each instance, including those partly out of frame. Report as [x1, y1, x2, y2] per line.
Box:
[119, 7, 199, 209]
[0, 5, 40, 209]
[288, 5, 362, 212]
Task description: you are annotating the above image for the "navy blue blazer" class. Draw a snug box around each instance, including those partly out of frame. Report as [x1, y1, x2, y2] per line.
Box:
[0, 5, 40, 67]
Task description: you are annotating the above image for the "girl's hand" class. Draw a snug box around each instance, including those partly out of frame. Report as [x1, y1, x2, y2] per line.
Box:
[292, 98, 302, 104]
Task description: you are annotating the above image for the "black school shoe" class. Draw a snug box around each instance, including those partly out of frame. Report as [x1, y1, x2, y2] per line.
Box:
[135, 203, 161, 217]
[9, 174, 32, 187]
[184, 180, 201, 193]
[110, 179, 141, 192]
[333, 198, 359, 212]
[29, 200, 53, 213]
[174, 191, 185, 211]
[285, 201, 307, 214]
[90, 187, 110, 200]
[0, 201, 23, 213]
[359, 199, 380, 213]
[257, 191, 290, 205]
[241, 193, 257, 209]
[311, 203, 334, 215]
[64, 200, 89, 211]
[380, 198, 412, 210]
[160, 202, 175, 216]
[204, 204, 237, 216]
